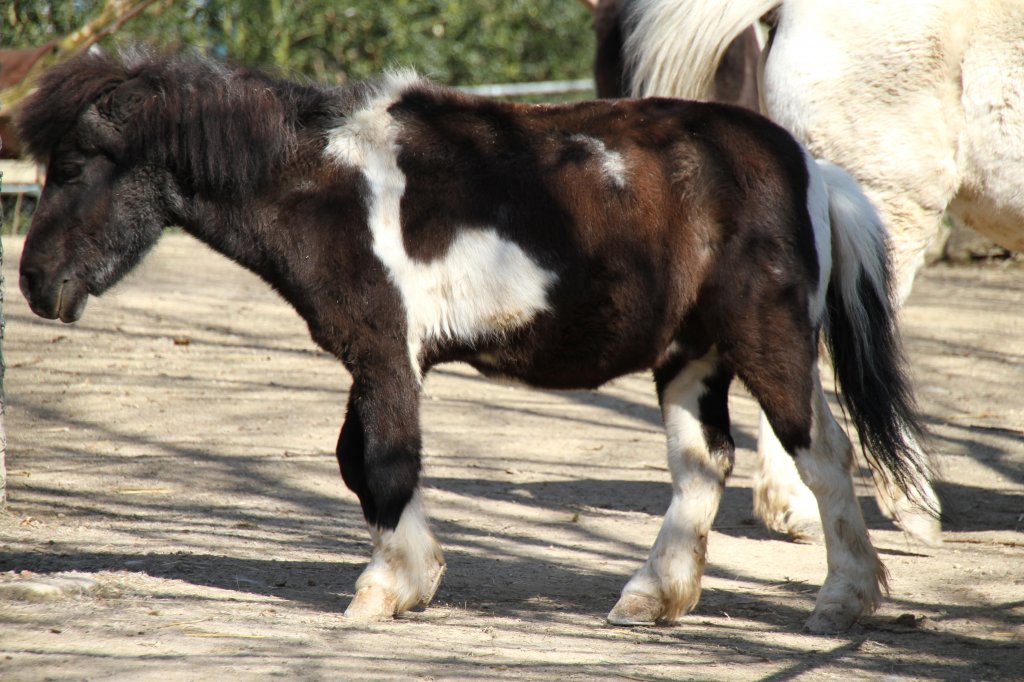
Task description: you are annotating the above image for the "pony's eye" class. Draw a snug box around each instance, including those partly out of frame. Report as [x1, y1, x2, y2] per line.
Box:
[56, 163, 82, 183]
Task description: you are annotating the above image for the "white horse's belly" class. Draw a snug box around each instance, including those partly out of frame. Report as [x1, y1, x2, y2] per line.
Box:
[952, 0, 1024, 252]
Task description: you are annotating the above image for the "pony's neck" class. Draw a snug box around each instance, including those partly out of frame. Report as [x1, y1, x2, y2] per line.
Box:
[176, 193, 288, 277]
[160, 74, 365, 320]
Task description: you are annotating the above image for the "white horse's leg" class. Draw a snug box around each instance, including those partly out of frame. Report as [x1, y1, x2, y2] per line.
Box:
[798, 375, 887, 633]
[754, 412, 822, 542]
[871, 192, 948, 307]
[608, 351, 734, 625]
[860, 424, 942, 547]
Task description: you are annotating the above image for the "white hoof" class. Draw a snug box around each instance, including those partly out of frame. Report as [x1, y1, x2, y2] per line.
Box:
[779, 511, 823, 544]
[344, 585, 399, 622]
[756, 496, 823, 543]
[804, 600, 861, 634]
[607, 592, 664, 626]
[900, 514, 942, 547]
[345, 558, 446, 622]
[754, 476, 823, 543]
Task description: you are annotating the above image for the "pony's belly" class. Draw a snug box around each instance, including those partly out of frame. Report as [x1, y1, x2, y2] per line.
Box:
[467, 339, 660, 392]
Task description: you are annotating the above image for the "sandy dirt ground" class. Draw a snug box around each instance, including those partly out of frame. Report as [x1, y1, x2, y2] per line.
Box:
[0, 234, 1021, 681]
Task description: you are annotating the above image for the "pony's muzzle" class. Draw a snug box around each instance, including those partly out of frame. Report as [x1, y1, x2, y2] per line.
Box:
[20, 269, 88, 323]
[19, 268, 54, 318]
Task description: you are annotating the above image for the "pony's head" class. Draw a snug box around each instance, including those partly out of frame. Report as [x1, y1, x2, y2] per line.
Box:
[16, 49, 171, 322]
[16, 47, 298, 322]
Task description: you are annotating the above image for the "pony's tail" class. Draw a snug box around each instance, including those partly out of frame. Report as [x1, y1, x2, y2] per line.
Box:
[818, 161, 934, 511]
[623, 0, 778, 99]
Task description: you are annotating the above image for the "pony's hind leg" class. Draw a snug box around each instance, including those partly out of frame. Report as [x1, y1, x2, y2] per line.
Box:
[793, 374, 887, 633]
[608, 349, 735, 625]
[756, 408, 940, 547]
[754, 414, 822, 543]
[735, 326, 884, 632]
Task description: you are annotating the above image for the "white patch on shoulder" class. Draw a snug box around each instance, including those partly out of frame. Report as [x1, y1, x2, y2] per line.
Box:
[402, 227, 556, 346]
[325, 68, 422, 166]
[569, 134, 628, 189]
[325, 74, 557, 377]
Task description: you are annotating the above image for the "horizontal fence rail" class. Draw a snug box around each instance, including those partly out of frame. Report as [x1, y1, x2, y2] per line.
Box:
[457, 78, 595, 98]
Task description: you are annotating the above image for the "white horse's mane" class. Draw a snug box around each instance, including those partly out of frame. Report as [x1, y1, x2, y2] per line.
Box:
[624, 0, 778, 99]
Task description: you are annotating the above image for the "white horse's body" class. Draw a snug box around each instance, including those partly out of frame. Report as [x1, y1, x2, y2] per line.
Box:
[625, 0, 1023, 544]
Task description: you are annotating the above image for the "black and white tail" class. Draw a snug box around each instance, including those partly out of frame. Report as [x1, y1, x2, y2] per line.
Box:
[818, 161, 933, 510]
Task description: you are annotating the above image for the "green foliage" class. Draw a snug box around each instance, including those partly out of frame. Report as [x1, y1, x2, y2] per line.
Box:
[2, 0, 106, 49]
[2, 0, 597, 86]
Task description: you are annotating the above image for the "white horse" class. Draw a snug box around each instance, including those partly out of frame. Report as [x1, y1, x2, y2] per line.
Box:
[623, 0, 1024, 545]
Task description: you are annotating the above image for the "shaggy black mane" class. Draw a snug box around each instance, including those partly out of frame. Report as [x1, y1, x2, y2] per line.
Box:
[17, 49, 128, 159]
[17, 48, 347, 197]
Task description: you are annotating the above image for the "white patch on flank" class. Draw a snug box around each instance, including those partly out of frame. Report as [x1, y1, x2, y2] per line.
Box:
[569, 134, 628, 189]
[326, 71, 557, 377]
[356, 491, 445, 614]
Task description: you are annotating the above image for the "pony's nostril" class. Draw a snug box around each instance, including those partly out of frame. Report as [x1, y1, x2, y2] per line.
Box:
[19, 269, 40, 299]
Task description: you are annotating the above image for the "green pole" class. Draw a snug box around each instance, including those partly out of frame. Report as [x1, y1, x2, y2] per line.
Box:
[0, 169, 6, 507]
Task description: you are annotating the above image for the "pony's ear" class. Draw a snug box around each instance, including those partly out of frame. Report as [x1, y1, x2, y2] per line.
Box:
[83, 78, 153, 156]
[97, 78, 153, 125]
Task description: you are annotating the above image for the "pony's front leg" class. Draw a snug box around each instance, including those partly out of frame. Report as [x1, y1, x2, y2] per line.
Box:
[336, 378, 445, 621]
[608, 352, 734, 625]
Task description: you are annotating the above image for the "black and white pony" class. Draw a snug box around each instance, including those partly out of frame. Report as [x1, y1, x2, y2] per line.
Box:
[17, 49, 927, 632]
